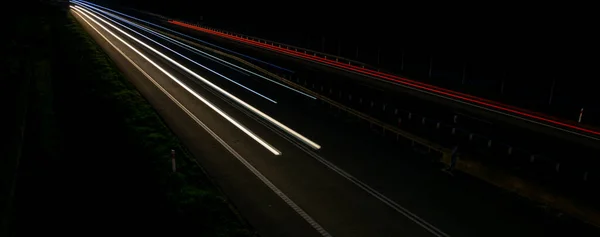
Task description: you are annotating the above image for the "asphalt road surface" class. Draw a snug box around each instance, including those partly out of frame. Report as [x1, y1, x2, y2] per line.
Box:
[156, 18, 600, 153]
[70, 3, 599, 237]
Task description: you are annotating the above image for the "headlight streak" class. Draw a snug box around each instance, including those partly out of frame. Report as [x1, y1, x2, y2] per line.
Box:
[76, 3, 277, 104]
[75, 1, 316, 100]
[74, 5, 321, 150]
[71, 0, 295, 74]
[73, 5, 321, 150]
[71, 5, 282, 155]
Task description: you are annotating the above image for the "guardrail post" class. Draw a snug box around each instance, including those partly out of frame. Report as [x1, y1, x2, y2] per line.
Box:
[359, 98, 362, 104]
[469, 133, 474, 141]
[487, 140, 492, 148]
[452, 128, 456, 134]
[436, 122, 440, 129]
[171, 149, 176, 172]
[453, 115, 458, 123]
[555, 163, 560, 172]
[421, 118, 426, 125]
[508, 146, 513, 155]
[583, 171, 588, 181]
[408, 112, 412, 120]
[382, 103, 386, 111]
[530, 155, 536, 163]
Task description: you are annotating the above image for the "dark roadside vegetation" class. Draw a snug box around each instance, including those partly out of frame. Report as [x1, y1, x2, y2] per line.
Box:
[2, 1, 254, 236]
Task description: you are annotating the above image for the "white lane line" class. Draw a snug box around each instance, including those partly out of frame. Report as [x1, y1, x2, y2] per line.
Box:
[82, 4, 446, 235]
[77, 3, 277, 104]
[70, 8, 332, 237]
[203, 73, 451, 237]
[75, 5, 322, 150]
[75, 1, 316, 100]
[71, 6, 280, 156]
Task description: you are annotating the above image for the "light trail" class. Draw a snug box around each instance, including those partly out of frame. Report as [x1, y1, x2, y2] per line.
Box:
[71, 0, 295, 73]
[75, 1, 315, 99]
[70, 5, 282, 155]
[73, 1, 250, 77]
[73, 4, 322, 150]
[169, 20, 600, 139]
[69, 9, 335, 236]
[76, 3, 278, 104]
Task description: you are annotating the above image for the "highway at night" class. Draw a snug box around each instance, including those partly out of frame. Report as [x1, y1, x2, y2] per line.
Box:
[68, 1, 600, 236]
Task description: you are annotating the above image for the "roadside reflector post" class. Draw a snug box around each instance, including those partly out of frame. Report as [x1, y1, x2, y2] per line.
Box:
[171, 149, 176, 173]
[578, 108, 584, 123]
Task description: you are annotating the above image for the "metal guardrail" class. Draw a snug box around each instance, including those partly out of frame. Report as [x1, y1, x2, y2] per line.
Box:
[166, 19, 385, 73]
[91, 6, 600, 229]
[152, 16, 592, 186]
[149, 24, 450, 159]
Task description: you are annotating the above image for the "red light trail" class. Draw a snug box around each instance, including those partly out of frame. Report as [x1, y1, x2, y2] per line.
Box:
[168, 20, 600, 138]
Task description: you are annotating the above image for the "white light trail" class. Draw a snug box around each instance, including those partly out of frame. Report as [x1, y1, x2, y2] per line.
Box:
[76, 4, 277, 104]
[75, 5, 321, 150]
[72, 0, 296, 74]
[71, 6, 282, 155]
[75, 0, 316, 99]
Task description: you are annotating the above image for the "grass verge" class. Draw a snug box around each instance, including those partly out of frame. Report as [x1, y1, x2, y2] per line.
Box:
[4, 2, 254, 236]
